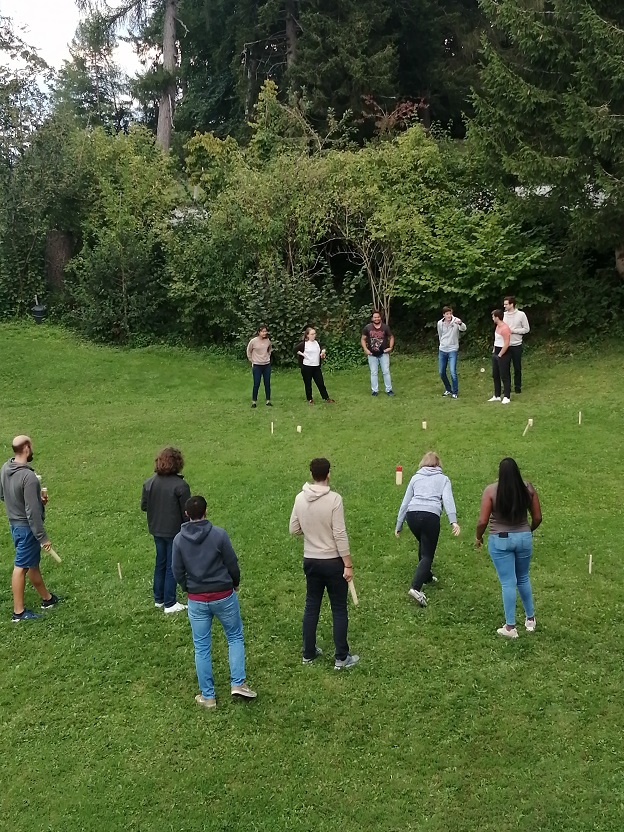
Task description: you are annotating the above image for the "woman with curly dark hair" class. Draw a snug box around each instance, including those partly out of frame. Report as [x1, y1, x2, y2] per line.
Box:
[141, 447, 191, 614]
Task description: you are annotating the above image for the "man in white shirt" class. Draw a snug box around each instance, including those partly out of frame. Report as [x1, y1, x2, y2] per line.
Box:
[503, 296, 530, 394]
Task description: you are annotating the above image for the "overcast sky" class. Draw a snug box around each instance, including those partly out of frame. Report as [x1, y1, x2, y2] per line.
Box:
[2, 0, 141, 75]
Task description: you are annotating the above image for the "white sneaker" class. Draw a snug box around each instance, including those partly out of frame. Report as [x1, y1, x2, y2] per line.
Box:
[525, 617, 537, 632]
[334, 654, 360, 670]
[408, 588, 427, 607]
[501, 396, 511, 405]
[164, 601, 187, 614]
[154, 602, 165, 609]
[497, 625, 519, 639]
[488, 396, 501, 402]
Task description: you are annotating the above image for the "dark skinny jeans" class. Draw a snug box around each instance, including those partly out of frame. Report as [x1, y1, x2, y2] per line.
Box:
[406, 511, 441, 591]
[492, 346, 511, 398]
[252, 363, 271, 401]
[300, 364, 329, 401]
[509, 344, 523, 393]
[303, 558, 349, 661]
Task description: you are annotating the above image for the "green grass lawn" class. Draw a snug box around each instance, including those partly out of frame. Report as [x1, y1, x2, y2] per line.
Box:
[1, 323, 623, 832]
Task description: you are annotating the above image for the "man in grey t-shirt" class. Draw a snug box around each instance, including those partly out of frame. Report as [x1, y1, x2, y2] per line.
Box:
[0, 435, 59, 622]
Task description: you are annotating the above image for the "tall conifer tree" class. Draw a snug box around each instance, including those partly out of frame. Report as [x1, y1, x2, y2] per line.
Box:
[474, 0, 624, 272]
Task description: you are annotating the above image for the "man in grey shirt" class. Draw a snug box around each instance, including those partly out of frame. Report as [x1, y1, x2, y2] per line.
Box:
[503, 296, 530, 394]
[0, 435, 59, 622]
[437, 306, 467, 398]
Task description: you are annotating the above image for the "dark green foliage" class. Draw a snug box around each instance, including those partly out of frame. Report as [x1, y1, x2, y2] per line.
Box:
[51, 16, 131, 132]
[60, 126, 178, 344]
[473, 0, 624, 268]
[238, 268, 322, 365]
[165, 215, 248, 344]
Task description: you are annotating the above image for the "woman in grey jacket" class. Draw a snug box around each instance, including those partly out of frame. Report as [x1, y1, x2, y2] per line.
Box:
[395, 452, 461, 606]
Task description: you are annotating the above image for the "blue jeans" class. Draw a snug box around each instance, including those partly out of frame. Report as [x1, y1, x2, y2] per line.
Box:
[488, 532, 535, 625]
[153, 537, 178, 608]
[368, 353, 392, 393]
[252, 363, 271, 401]
[188, 593, 246, 698]
[438, 350, 458, 394]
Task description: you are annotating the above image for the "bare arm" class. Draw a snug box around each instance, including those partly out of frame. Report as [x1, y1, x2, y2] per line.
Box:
[476, 487, 494, 544]
[361, 333, 371, 355]
[527, 484, 542, 531]
[385, 333, 395, 353]
[498, 327, 511, 357]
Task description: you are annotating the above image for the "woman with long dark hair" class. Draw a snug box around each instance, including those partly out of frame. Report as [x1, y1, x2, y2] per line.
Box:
[395, 451, 461, 607]
[476, 458, 542, 638]
[294, 327, 335, 405]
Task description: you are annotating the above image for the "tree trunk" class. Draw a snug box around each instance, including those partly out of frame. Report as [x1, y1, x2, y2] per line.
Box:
[616, 245, 624, 277]
[244, 53, 259, 117]
[156, 0, 177, 152]
[285, 0, 298, 68]
[45, 230, 73, 291]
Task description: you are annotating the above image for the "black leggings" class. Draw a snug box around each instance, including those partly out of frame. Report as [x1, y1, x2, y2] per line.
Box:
[300, 365, 329, 401]
[406, 511, 441, 591]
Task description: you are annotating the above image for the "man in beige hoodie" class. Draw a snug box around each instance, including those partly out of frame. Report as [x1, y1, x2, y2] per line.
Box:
[289, 458, 359, 669]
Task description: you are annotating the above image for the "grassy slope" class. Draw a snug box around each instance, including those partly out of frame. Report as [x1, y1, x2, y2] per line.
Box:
[0, 324, 622, 832]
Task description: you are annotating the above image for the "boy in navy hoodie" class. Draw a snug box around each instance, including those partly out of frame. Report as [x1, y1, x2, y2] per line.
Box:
[172, 495, 256, 708]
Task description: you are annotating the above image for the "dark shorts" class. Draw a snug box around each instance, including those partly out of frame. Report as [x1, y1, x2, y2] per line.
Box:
[11, 525, 41, 569]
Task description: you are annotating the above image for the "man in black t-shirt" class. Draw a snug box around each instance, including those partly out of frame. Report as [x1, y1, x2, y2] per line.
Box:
[360, 310, 395, 396]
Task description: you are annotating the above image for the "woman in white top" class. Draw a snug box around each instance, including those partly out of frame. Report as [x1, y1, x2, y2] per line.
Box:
[294, 327, 335, 405]
[489, 309, 512, 404]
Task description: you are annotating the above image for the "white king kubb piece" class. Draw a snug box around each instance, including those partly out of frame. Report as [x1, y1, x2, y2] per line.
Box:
[296, 425, 302, 433]
[396, 465, 403, 486]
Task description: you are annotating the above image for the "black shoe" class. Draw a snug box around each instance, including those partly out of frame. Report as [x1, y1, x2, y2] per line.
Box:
[251, 402, 257, 408]
[324, 399, 336, 404]
[387, 390, 395, 397]
[308, 399, 314, 405]
[12, 608, 42, 622]
[371, 391, 378, 397]
[41, 594, 62, 609]
[266, 401, 273, 407]
[515, 390, 521, 394]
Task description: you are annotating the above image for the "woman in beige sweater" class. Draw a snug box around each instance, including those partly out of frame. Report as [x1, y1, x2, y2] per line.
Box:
[246, 324, 272, 408]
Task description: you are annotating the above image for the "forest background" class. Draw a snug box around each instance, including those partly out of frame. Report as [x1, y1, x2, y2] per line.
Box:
[1, 1, 623, 365]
